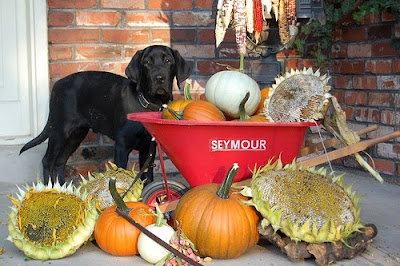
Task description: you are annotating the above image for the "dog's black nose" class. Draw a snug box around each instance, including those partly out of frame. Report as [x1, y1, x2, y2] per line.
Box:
[156, 75, 165, 83]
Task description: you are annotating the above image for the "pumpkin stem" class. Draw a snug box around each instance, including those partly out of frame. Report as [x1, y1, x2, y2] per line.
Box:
[239, 53, 245, 73]
[109, 177, 131, 214]
[239, 92, 250, 121]
[216, 163, 239, 199]
[162, 104, 183, 120]
[183, 82, 192, 101]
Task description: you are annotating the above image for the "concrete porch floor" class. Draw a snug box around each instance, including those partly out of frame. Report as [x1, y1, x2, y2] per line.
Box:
[0, 144, 399, 265]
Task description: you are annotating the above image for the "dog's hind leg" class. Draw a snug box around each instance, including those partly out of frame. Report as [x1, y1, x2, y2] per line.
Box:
[42, 131, 66, 185]
[55, 128, 89, 184]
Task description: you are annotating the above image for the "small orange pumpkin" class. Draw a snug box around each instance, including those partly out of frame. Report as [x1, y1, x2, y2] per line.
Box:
[174, 164, 260, 259]
[162, 83, 193, 120]
[247, 114, 269, 122]
[94, 179, 156, 256]
[182, 100, 225, 121]
[255, 87, 270, 114]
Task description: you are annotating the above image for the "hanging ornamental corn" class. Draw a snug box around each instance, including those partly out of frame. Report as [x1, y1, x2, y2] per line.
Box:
[246, 0, 254, 33]
[253, 0, 264, 43]
[271, 0, 279, 20]
[263, 0, 273, 15]
[215, 0, 234, 47]
[234, 0, 247, 54]
[278, 0, 290, 45]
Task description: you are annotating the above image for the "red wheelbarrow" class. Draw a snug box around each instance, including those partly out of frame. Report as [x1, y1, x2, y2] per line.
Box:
[128, 112, 400, 211]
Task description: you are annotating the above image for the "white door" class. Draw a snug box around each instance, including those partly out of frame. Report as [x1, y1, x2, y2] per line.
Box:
[0, 0, 49, 145]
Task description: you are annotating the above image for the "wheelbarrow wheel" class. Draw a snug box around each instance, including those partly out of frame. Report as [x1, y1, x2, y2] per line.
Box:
[141, 180, 189, 207]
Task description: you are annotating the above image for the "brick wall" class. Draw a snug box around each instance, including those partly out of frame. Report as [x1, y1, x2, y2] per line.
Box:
[48, 0, 399, 179]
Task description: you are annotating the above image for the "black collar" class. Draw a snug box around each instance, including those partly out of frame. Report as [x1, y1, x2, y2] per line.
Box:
[137, 90, 163, 111]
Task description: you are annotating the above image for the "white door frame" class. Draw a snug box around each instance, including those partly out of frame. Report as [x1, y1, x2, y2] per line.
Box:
[0, 0, 49, 145]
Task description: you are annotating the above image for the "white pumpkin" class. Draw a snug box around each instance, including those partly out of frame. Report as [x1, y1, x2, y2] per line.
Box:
[205, 70, 261, 118]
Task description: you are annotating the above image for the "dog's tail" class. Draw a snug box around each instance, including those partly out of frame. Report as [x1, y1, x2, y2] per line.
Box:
[20, 119, 50, 155]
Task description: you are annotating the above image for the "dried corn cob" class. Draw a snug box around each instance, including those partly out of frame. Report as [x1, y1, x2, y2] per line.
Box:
[234, 0, 247, 54]
[263, 0, 272, 14]
[278, 0, 290, 44]
[288, 0, 296, 25]
[215, 0, 234, 47]
[253, 0, 263, 43]
[246, 0, 254, 33]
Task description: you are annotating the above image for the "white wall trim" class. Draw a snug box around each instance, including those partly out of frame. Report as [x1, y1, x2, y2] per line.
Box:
[0, 0, 49, 145]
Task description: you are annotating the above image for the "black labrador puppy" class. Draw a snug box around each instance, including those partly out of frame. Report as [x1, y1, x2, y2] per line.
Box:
[20, 45, 192, 185]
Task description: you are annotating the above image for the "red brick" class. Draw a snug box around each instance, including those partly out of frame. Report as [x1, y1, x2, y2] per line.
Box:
[395, 25, 400, 38]
[49, 46, 73, 61]
[66, 162, 100, 178]
[82, 130, 99, 144]
[172, 44, 215, 58]
[287, 59, 298, 70]
[152, 29, 196, 43]
[49, 0, 97, 8]
[102, 29, 149, 44]
[368, 158, 395, 175]
[368, 25, 393, 40]
[50, 62, 100, 78]
[377, 75, 400, 90]
[361, 13, 380, 24]
[372, 42, 400, 57]
[126, 12, 170, 27]
[393, 59, 400, 72]
[124, 45, 149, 58]
[199, 29, 216, 43]
[197, 60, 240, 75]
[100, 0, 145, 9]
[365, 59, 392, 74]
[195, 0, 213, 8]
[381, 110, 400, 125]
[76, 11, 121, 26]
[353, 76, 376, 90]
[76, 45, 121, 59]
[340, 27, 366, 42]
[354, 108, 379, 123]
[347, 44, 371, 58]
[332, 29, 342, 42]
[332, 60, 365, 74]
[48, 29, 100, 44]
[149, 0, 192, 10]
[297, 59, 317, 70]
[333, 75, 351, 89]
[331, 44, 347, 59]
[331, 90, 344, 102]
[48, 12, 74, 27]
[381, 12, 396, 22]
[344, 91, 367, 106]
[173, 11, 214, 27]
[341, 106, 354, 120]
[368, 92, 392, 107]
[101, 62, 127, 76]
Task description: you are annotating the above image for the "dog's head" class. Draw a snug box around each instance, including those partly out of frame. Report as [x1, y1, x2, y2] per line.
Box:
[125, 45, 193, 105]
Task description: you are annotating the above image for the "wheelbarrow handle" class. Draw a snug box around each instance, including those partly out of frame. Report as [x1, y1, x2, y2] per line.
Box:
[298, 130, 400, 169]
[298, 125, 378, 157]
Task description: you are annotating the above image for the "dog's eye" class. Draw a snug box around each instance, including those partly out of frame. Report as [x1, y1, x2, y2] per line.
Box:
[143, 59, 152, 66]
[164, 58, 172, 64]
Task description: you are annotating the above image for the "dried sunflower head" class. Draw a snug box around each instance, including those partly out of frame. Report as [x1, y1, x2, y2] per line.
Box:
[79, 161, 143, 210]
[240, 159, 364, 243]
[7, 180, 99, 260]
[263, 67, 332, 122]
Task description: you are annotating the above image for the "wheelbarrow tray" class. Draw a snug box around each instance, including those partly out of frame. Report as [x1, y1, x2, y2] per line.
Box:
[128, 112, 315, 187]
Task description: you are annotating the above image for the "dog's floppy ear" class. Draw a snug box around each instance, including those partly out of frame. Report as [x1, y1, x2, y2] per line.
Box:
[172, 49, 193, 88]
[125, 49, 144, 83]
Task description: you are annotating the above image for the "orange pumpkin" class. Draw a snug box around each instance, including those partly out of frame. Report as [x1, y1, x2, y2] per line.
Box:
[94, 180, 156, 256]
[162, 82, 193, 120]
[255, 87, 270, 114]
[247, 114, 269, 122]
[174, 164, 259, 259]
[182, 100, 225, 121]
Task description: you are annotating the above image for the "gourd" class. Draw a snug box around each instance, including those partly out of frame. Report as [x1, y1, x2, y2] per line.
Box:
[205, 55, 260, 118]
[174, 164, 260, 259]
[137, 204, 175, 264]
[94, 179, 156, 256]
[162, 83, 193, 120]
